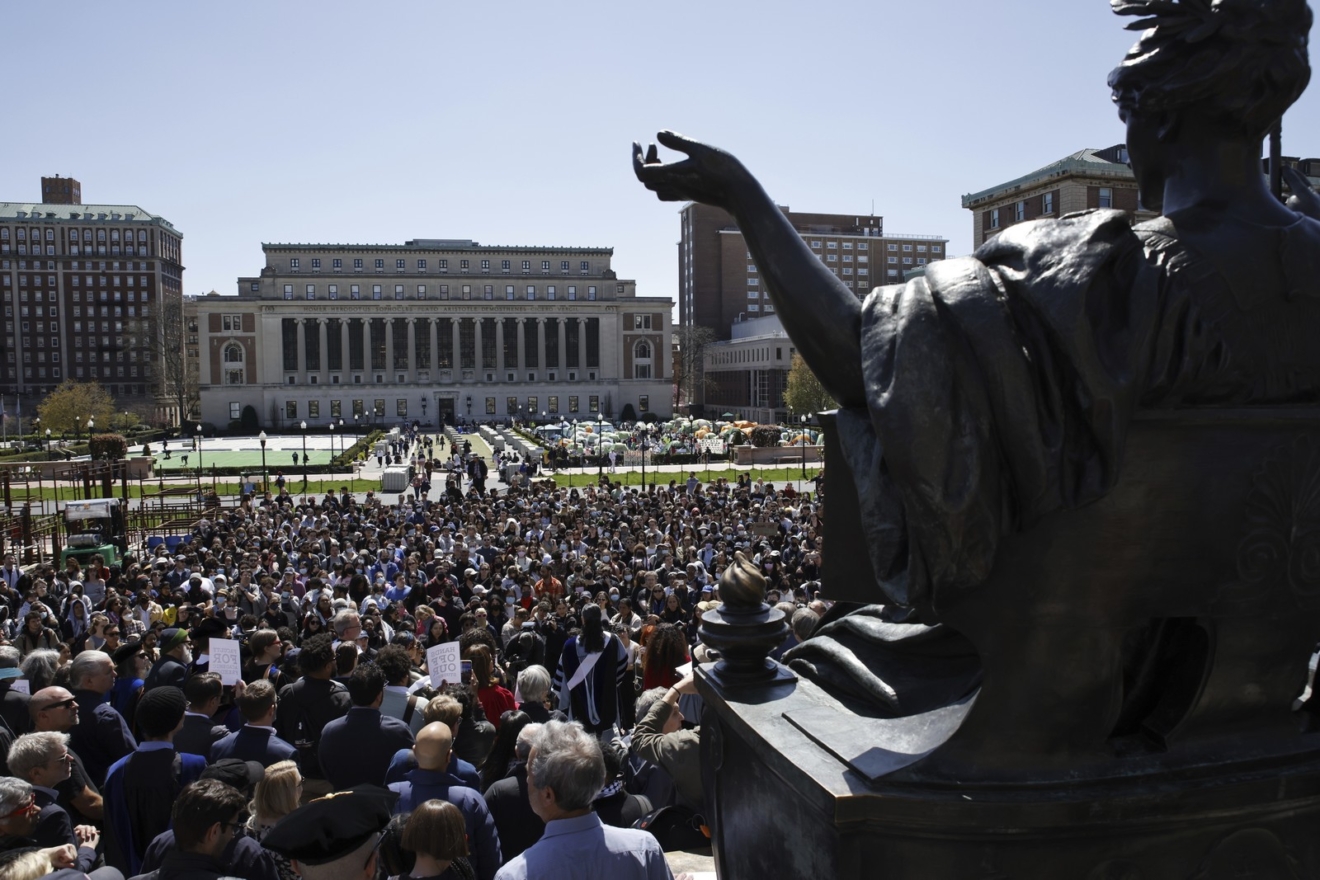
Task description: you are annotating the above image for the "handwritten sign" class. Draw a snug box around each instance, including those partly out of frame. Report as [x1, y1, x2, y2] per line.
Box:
[698, 438, 726, 454]
[426, 642, 461, 687]
[209, 638, 242, 686]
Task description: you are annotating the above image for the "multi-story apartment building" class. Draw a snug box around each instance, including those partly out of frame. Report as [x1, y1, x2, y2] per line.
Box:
[0, 176, 185, 424]
[961, 144, 1157, 250]
[196, 239, 672, 429]
[677, 203, 948, 339]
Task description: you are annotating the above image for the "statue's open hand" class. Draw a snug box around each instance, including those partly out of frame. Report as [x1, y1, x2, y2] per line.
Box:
[633, 131, 747, 210]
[1283, 166, 1320, 221]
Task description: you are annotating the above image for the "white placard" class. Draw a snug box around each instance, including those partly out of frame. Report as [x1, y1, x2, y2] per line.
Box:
[209, 638, 242, 686]
[9, 679, 29, 695]
[697, 438, 726, 454]
[426, 642, 461, 687]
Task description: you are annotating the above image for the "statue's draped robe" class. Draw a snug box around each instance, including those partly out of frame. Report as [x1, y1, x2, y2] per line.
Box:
[787, 208, 1320, 715]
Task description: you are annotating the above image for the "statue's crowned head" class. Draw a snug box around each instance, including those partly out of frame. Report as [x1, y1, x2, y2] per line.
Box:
[1108, 0, 1312, 140]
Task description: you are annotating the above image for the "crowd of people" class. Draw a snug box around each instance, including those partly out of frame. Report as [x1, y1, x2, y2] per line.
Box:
[0, 427, 828, 880]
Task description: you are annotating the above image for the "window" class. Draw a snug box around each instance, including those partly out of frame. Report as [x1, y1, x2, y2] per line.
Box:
[526, 396, 538, 414]
[811, 240, 822, 249]
[417, 284, 427, 299]
[506, 396, 518, 415]
[579, 261, 590, 274]
[329, 284, 339, 300]
[372, 285, 382, 300]
[230, 403, 242, 420]
[311, 258, 321, 270]
[460, 260, 470, 271]
[634, 314, 652, 329]
[1014, 201, 1026, 222]
[587, 286, 597, 300]
[1042, 192, 1054, 214]
[396, 399, 408, 417]
[526, 286, 536, 300]
[396, 259, 406, 270]
[351, 285, 361, 299]
[289, 258, 300, 269]
[224, 344, 243, 363]
[548, 396, 559, 414]
[308, 401, 320, 418]
[903, 257, 913, 264]
[505, 285, 515, 300]
[333, 258, 342, 269]
[283, 284, 293, 300]
[990, 208, 1001, 229]
[1098, 187, 1113, 208]
[481, 259, 490, 272]
[395, 285, 404, 300]
[522, 261, 531, 273]
[567, 286, 577, 300]
[306, 284, 316, 300]
[932, 245, 942, 254]
[639, 395, 649, 413]
[486, 397, 496, 414]
[285, 401, 298, 419]
[374, 259, 385, 270]
[330, 400, 342, 417]
[353, 258, 363, 270]
[417, 259, 427, 270]
[462, 285, 472, 300]
[589, 395, 599, 413]
[501, 260, 510, 272]
[541, 261, 550, 272]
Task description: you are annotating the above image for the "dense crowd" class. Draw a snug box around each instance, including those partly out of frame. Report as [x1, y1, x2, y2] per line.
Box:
[0, 427, 828, 880]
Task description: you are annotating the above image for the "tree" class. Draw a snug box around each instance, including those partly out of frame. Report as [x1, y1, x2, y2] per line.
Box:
[158, 298, 198, 426]
[783, 353, 837, 417]
[672, 325, 718, 413]
[36, 381, 118, 434]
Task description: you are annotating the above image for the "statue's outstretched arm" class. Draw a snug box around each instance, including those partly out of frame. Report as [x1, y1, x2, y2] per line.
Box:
[634, 132, 866, 408]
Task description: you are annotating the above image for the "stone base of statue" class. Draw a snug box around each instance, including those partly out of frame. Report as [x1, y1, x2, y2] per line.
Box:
[696, 667, 1320, 879]
[696, 408, 1320, 878]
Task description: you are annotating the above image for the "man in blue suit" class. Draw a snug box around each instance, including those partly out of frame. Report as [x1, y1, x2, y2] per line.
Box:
[318, 662, 414, 789]
[210, 680, 296, 768]
[389, 722, 501, 880]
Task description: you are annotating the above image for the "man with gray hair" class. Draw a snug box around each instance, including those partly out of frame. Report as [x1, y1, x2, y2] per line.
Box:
[485, 722, 544, 861]
[494, 720, 674, 880]
[7, 731, 100, 871]
[69, 649, 136, 787]
[0, 776, 112, 879]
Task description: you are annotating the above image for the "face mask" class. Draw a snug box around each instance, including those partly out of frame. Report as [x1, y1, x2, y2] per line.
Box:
[281, 591, 291, 600]
[216, 597, 226, 607]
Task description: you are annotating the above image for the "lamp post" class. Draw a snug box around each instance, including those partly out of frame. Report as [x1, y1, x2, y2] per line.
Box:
[194, 423, 203, 491]
[640, 426, 646, 491]
[329, 420, 337, 460]
[300, 421, 308, 491]
[597, 409, 604, 479]
[44, 429, 51, 461]
[122, 411, 130, 434]
[259, 431, 268, 493]
[801, 413, 809, 482]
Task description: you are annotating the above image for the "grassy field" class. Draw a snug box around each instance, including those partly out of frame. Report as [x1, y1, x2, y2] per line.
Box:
[7, 477, 385, 502]
[151, 449, 339, 474]
[547, 466, 823, 489]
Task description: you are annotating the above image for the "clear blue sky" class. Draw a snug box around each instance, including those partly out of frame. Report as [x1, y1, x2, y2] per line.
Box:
[4, 1, 1318, 307]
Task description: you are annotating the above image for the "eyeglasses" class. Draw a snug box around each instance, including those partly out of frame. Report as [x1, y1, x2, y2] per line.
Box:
[105, 630, 120, 637]
[219, 820, 245, 835]
[46, 752, 72, 766]
[38, 698, 76, 711]
[3, 795, 36, 818]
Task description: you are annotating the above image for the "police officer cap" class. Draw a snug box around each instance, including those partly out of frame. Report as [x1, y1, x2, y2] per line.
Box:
[261, 785, 398, 866]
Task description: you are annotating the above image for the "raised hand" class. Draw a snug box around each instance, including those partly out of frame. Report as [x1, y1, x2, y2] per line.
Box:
[1283, 166, 1320, 221]
[632, 131, 751, 212]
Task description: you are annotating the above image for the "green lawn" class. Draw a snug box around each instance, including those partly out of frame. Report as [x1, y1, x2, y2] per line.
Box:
[151, 449, 339, 474]
[547, 466, 822, 489]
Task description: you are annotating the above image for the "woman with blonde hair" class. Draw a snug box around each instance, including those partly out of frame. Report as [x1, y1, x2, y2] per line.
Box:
[241, 759, 302, 880]
[400, 800, 473, 880]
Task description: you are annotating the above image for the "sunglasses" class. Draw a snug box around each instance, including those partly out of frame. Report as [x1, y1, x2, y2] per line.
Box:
[39, 698, 76, 711]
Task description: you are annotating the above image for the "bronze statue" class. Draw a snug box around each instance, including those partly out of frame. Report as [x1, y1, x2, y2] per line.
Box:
[636, 1, 1320, 876]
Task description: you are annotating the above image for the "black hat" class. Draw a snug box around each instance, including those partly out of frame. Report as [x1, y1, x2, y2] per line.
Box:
[111, 640, 143, 667]
[192, 617, 229, 640]
[137, 685, 187, 737]
[200, 759, 265, 794]
[262, 786, 398, 866]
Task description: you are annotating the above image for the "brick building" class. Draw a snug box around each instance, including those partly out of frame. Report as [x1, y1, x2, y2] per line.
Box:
[678, 203, 947, 340]
[961, 145, 1158, 250]
[0, 177, 185, 424]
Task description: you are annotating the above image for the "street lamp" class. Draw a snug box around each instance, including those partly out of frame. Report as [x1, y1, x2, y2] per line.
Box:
[597, 408, 604, 478]
[194, 423, 203, 491]
[328, 421, 336, 460]
[122, 411, 130, 434]
[44, 429, 51, 460]
[300, 421, 308, 490]
[800, 413, 809, 482]
[259, 430, 268, 492]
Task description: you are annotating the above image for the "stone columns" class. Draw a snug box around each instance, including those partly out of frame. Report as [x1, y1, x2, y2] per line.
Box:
[317, 318, 329, 379]
[557, 319, 567, 373]
[516, 319, 526, 372]
[474, 317, 483, 373]
[340, 319, 350, 374]
[577, 318, 588, 373]
[385, 318, 395, 375]
[429, 319, 439, 373]
[406, 318, 417, 375]
[452, 320, 461, 371]
[296, 319, 307, 378]
[495, 319, 506, 373]
[536, 318, 546, 371]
